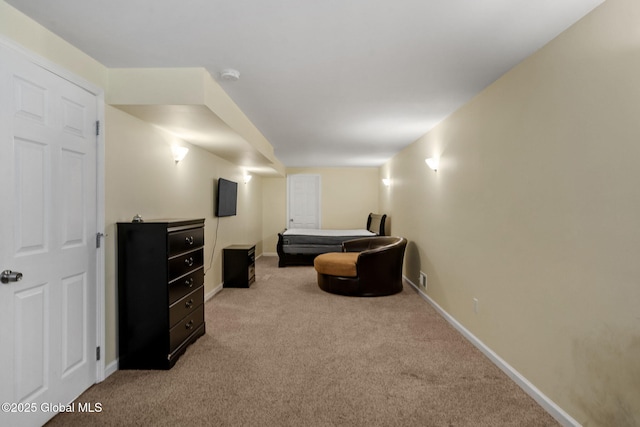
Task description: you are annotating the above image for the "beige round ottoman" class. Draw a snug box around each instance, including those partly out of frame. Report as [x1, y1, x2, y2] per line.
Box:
[313, 252, 361, 296]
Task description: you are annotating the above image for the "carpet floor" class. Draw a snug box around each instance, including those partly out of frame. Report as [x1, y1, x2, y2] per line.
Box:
[46, 256, 558, 426]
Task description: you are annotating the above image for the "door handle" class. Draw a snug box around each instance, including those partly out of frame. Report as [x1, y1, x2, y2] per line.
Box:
[1, 270, 23, 284]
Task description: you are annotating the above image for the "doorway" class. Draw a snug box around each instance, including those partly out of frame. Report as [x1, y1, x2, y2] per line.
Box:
[287, 174, 321, 229]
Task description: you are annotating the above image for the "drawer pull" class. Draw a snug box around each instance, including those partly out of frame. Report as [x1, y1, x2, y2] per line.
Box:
[185, 320, 194, 330]
[185, 298, 194, 309]
[185, 257, 194, 267]
[185, 277, 194, 288]
[185, 236, 194, 245]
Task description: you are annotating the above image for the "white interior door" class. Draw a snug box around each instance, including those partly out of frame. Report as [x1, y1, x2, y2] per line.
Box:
[0, 43, 98, 427]
[287, 174, 321, 229]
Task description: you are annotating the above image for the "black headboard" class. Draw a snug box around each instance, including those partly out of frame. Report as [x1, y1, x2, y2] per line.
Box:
[366, 213, 387, 235]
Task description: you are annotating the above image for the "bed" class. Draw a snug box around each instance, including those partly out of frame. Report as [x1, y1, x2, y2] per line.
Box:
[277, 213, 387, 267]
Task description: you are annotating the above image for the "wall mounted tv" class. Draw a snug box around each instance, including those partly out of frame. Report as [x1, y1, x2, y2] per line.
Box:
[215, 178, 238, 217]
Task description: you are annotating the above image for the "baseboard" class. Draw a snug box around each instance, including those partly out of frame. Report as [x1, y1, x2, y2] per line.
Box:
[205, 282, 224, 301]
[404, 276, 580, 427]
[261, 252, 278, 257]
[104, 359, 118, 379]
[205, 251, 267, 300]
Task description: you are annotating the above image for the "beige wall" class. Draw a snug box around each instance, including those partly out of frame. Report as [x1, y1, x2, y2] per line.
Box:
[382, 0, 640, 424]
[262, 168, 381, 253]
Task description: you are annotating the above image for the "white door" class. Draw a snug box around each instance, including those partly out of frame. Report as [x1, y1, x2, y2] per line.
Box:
[0, 43, 98, 427]
[287, 174, 321, 229]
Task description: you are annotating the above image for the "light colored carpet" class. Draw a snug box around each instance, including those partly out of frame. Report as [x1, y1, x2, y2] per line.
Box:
[47, 256, 558, 426]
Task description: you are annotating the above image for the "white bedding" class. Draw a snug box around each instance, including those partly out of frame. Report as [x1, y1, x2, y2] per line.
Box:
[283, 229, 375, 237]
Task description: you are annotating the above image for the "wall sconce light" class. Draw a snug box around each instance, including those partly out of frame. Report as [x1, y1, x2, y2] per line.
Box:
[243, 174, 252, 184]
[172, 146, 189, 164]
[425, 157, 439, 172]
[382, 178, 391, 187]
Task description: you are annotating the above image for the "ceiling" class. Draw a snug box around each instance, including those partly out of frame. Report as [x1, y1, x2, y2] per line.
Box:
[7, 0, 603, 168]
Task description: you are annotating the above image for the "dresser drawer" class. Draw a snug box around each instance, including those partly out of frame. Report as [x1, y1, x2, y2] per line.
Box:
[168, 227, 204, 257]
[168, 249, 204, 281]
[169, 287, 204, 328]
[169, 268, 204, 305]
[169, 304, 204, 353]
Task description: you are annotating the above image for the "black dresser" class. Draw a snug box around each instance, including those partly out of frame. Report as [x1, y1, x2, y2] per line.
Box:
[117, 219, 206, 369]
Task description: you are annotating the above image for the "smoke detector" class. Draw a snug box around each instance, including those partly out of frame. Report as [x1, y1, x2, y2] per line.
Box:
[220, 68, 240, 81]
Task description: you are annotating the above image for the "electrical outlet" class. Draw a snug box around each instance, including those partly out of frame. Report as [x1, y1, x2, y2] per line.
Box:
[419, 272, 427, 290]
[473, 298, 479, 314]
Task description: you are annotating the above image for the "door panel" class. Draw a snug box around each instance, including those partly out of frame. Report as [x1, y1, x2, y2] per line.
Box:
[61, 149, 86, 247]
[61, 273, 86, 375]
[14, 284, 48, 401]
[14, 75, 47, 123]
[0, 43, 98, 427]
[14, 137, 48, 254]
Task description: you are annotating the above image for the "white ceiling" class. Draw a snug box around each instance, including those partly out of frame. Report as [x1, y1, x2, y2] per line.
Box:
[7, 0, 603, 168]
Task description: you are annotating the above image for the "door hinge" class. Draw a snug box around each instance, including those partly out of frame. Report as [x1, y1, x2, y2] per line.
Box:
[96, 232, 104, 248]
[96, 120, 100, 136]
[96, 346, 101, 361]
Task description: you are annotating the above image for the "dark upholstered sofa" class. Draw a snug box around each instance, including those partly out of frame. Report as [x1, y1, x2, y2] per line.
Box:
[313, 236, 407, 297]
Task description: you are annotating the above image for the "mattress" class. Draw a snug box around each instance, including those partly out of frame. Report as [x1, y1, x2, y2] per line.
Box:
[281, 229, 375, 254]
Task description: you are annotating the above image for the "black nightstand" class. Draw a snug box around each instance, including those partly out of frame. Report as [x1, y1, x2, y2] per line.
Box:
[223, 244, 256, 288]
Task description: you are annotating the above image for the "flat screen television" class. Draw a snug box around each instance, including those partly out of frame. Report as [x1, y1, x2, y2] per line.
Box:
[215, 178, 238, 217]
